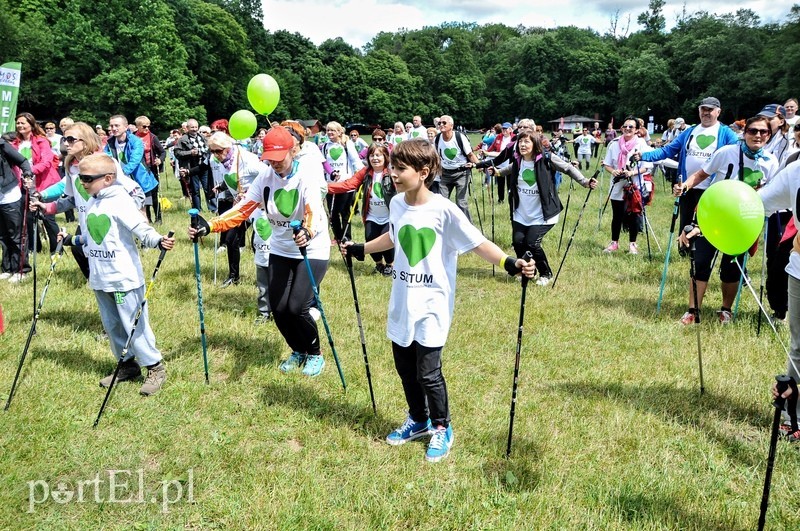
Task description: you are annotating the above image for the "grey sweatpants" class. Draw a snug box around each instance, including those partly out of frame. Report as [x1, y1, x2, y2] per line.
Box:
[95, 286, 162, 367]
[256, 264, 271, 316]
[786, 275, 800, 418]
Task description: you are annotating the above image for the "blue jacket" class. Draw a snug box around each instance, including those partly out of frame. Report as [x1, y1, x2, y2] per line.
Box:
[103, 130, 157, 193]
[641, 124, 739, 182]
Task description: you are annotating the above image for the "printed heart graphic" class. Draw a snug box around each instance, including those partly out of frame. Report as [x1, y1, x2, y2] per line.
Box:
[695, 135, 715, 150]
[412, 131, 419, 138]
[223, 172, 237, 191]
[329, 146, 344, 161]
[273, 188, 299, 217]
[521, 168, 536, 187]
[443, 147, 458, 160]
[87, 213, 111, 244]
[372, 182, 384, 200]
[118, 151, 127, 164]
[742, 167, 763, 188]
[75, 176, 90, 200]
[255, 217, 272, 240]
[19, 146, 32, 160]
[398, 225, 436, 267]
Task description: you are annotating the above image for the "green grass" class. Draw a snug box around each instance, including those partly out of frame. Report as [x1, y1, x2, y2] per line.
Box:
[0, 158, 798, 530]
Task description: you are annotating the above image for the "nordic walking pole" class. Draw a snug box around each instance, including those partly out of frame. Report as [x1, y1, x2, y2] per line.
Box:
[557, 177, 574, 254]
[189, 209, 210, 384]
[552, 172, 597, 288]
[686, 226, 705, 395]
[290, 220, 346, 390]
[469, 168, 484, 235]
[94, 231, 174, 427]
[341, 238, 376, 413]
[634, 163, 651, 260]
[490, 167, 496, 276]
[656, 194, 681, 313]
[757, 220, 768, 335]
[733, 253, 749, 321]
[758, 375, 798, 531]
[213, 232, 218, 285]
[4, 235, 65, 411]
[598, 179, 612, 229]
[506, 251, 533, 458]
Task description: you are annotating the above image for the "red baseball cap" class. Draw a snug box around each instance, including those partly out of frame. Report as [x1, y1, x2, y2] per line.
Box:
[262, 127, 293, 162]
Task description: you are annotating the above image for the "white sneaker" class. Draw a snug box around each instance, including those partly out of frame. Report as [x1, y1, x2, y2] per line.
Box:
[535, 276, 552, 286]
[629, 242, 639, 255]
[216, 246, 227, 254]
[0, 272, 11, 280]
[8, 273, 27, 283]
[308, 307, 321, 321]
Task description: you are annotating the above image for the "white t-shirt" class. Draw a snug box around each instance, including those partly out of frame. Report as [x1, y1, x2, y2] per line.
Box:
[250, 208, 271, 267]
[702, 144, 780, 189]
[386, 193, 486, 347]
[210, 146, 261, 197]
[759, 162, 800, 279]
[683, 123, 721, 190]
[575, 134, 595, 155]
[603, 137, 653, 200]
[512, 159, 558, 226]
[241, 161, 330, 261]
[18, 140, 32, 161]
[437, 133, 472, 171]
[366, 172, 390, 225]
[297, 141, 328, 200]
[409, 125, 428, 140]
[84, 184, 163, 292]
[323, 140, 363, 182]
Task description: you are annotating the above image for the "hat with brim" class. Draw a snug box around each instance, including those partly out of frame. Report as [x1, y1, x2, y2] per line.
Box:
[699, 97, 721, 109]
[262, 127, 293, 162]
[757, 103, 786, 119]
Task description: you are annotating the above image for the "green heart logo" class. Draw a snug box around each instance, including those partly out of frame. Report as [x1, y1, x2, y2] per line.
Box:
[86, 213, 111, 244]
[521, 168, 536, 187]
[443, 147, 458, 160]
[398, 225, 436, 267]
[372, 182, 384, 200]
[255, 218, 272, 240]
[742, 167, 763, 188]
[329, 146, 344, 161]
[273, 188, 299, 217]
[75, 176, 90, 200]
[412, 131, 419, 138]
[223, 172, 237, 191]
[696, 135, 715, 150]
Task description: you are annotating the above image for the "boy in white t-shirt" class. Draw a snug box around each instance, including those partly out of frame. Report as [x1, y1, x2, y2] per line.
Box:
[60, 154, 175, 396]
[251, 207, 272, 323]
[342, 139, 535, 463]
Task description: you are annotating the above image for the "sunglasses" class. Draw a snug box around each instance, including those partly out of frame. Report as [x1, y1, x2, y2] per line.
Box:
[372, 138, 385, 142]
[622, 125, 636, 130]
[64, 136, 84, 144]
[745, 127, 770, 136]
[210, 148, 226, 155]
[78, 172, 111, 183]
[350, 134, 358, 138]
[140, 125, 150, 129]
[45, 127, 55, 130]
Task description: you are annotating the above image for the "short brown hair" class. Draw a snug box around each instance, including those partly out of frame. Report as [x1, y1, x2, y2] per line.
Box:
[391, 138, 440, 187]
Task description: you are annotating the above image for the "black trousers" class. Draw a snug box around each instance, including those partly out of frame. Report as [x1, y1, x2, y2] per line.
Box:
[268, 254, 328, 356]
[217, 198, 248, 280]
[365, 220, 393, 264]
[512, 221, 554, 278]
[392, 341, 449, 428]
[610, 199, 639, 243]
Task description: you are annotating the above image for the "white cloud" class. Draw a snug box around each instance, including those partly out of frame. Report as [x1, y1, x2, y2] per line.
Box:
[261, 0, 795, 48]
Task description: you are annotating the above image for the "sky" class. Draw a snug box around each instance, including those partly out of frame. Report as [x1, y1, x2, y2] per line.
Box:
[261, 0, 792, 48]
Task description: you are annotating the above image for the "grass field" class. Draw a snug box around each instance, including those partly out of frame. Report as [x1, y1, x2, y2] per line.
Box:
[1, 149, 798, 530]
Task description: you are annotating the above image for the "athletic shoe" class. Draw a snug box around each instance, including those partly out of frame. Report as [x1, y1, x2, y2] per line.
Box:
[425, 425, 454, 463]
[254, 312, 271, 325]
[0, 272, 11, 280]
[385, 416, 433, 446]
[786, 429, 800, 443]
[717, 309, 732, 325]
[679, 311, 696, 326]
[221, 277, 240, 288]
[603, 241, 619, 253]
[279, 352, 306, 373]
[629, 242, 639, 255]
[308, 307, 321, 322]
[374, 263, 386, 275]
[215, 246, 227, 254]
[535, 276, 552, 286]
[302, 354, 325, 377]
[99, 358, 141, 388]
[140, 362, 167, 396]
[382, 265, 393, 277]
[8, 273, 27, 283]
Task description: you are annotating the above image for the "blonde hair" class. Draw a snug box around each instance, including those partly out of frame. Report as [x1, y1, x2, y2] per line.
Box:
[325, 121, 344, 135]
[63, 122, 102, 169]
[208, 132, 233, 150]
[134, 116, 151, 127]
[79, 153, 117, 177]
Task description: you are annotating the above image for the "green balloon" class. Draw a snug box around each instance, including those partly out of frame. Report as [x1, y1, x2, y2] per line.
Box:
[229, 110, 257, 141]
[697, 179, 764, 256]
[247, 74, 280, 115]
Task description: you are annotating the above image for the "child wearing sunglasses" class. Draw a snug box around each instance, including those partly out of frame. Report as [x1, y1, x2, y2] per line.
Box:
[59, 153, 175, 396]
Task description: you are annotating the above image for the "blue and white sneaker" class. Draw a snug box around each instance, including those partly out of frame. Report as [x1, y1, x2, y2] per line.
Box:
[302, 354, 325, 377]
[279, 352, 306, 373]
[425, 425, 454, 463]
[385, 416, 432, 446]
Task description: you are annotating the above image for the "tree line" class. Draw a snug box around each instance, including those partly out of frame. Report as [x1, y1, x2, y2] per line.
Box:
[1, 0, 798, 134]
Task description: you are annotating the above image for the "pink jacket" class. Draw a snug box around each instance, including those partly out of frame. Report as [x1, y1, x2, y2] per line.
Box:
[12, 135, 60, 191]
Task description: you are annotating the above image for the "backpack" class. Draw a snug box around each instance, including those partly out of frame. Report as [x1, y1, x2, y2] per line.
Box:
[623, 180, 643, 215]
[640, 174, 654, 206]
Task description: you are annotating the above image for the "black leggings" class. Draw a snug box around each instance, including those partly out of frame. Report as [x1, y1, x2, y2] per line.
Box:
[512, 221, 554, 278]
[327, 191, 354, 241]
[692, 237, 744, 283]
[268, 254, 328, 356]
[610, 199, 639, 243]
[217, 198, 248, 280]
[365, 220, 393, 264]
